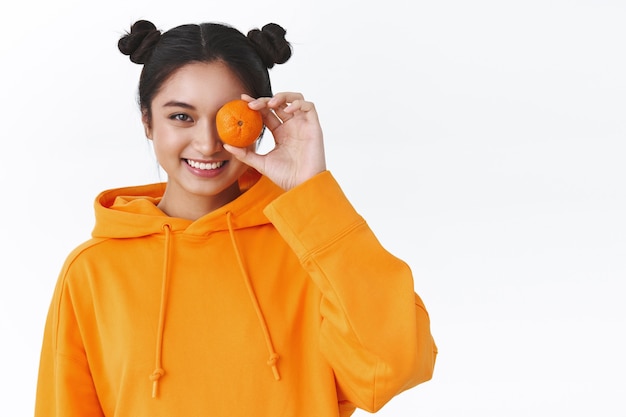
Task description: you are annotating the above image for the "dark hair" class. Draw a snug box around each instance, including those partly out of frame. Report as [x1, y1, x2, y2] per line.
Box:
[118, 20, 292, 124]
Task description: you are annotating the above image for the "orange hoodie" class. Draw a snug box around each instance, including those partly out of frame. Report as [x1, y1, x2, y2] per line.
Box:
[35, 171, 436, 417]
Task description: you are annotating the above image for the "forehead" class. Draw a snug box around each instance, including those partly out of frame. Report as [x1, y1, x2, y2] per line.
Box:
[153, 61, 247, 107]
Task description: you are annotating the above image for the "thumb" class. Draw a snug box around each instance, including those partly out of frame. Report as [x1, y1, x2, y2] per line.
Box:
[223, 143, 266, 174]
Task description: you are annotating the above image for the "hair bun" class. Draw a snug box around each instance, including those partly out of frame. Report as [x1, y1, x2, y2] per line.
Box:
[118, 20, 162, 64]
[247, 23, 292, 68]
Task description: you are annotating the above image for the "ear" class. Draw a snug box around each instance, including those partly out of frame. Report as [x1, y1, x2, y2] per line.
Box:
[142, 111, 153, 139]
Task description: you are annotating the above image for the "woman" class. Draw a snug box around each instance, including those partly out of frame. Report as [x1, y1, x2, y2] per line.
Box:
[35, 19, 437, 417]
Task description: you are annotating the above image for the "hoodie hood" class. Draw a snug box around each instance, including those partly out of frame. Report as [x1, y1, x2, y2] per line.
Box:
[92, 173, 284, 239]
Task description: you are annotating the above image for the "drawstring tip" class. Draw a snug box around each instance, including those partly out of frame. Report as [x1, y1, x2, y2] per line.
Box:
[150, 368, 165, 398]
[267, 354, 281, 381]
[271, 364, 281, 381]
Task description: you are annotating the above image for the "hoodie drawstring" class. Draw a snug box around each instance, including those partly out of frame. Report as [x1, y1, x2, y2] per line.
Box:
[226, 212, 281, 381]
[151, 223, 172, 398]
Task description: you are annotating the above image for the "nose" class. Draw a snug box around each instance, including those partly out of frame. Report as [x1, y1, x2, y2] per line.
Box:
[193, 119, 223, 156]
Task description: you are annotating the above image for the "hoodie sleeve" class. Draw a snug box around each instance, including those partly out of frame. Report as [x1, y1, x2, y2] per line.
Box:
[263, 171, 437, 412]
[35, 264, 105, 417]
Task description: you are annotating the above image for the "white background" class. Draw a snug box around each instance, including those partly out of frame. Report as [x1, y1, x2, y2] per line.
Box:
[1, 0, 624, 415]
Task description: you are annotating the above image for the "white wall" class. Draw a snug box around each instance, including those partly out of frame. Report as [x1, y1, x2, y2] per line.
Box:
[1, 0, 624, 415]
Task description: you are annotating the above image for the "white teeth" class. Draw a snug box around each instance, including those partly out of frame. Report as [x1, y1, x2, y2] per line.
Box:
[186, 159, 225, 170]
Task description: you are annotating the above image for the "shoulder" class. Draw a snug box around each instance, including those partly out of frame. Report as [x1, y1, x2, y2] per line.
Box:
[56, 237, 113, 286]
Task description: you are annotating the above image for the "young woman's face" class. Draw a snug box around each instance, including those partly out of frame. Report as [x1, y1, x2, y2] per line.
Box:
[144, 61, 256, 217]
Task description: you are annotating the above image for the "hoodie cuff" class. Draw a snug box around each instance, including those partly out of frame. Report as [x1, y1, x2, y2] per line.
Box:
[263, 171, 364, 259]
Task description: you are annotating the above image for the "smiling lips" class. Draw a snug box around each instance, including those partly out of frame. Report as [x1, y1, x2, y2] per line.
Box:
[185, 159, 226, 170]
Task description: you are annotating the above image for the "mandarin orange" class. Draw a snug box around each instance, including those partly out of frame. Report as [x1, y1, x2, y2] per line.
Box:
[216, 99, 264, 147]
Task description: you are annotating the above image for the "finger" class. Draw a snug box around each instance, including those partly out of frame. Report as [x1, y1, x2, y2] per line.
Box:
[262, 108, 284, 131]
[268, 92, 305, 106]
[266, 93, 305, 120]
[240, 93, 255, 102]
[223, 143, 266, 173]
[245, 96, 282, 131]
[281, 99, 316, 114]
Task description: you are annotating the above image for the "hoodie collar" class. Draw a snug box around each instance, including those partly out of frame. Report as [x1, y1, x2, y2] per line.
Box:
[91, 174, 284, 239]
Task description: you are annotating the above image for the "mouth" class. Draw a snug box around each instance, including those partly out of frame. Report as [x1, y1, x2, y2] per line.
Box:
[185, 159, 226, 170]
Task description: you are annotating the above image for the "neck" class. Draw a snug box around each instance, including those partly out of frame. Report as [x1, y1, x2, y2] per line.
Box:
[157, 183, 242, 220]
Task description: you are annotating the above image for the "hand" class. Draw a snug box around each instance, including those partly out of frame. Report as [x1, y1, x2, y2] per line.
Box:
[223, 92, 326, 191]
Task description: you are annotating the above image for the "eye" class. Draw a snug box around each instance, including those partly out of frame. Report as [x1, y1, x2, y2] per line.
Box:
[170, 113, 193, 122]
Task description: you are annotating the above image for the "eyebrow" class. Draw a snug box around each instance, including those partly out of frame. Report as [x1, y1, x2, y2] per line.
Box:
[162, 100, 196, 110]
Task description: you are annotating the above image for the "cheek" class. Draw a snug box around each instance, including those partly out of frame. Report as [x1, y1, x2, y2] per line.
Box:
[151, 129, 184, 161]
